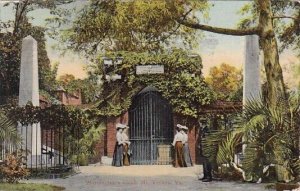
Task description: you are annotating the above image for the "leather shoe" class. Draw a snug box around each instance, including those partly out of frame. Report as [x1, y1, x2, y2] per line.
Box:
[198, 177, 206, 180]
[202, 178, 212, 182]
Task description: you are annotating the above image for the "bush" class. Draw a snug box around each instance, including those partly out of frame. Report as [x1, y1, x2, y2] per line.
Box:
[70, 154, 88, 166]
[0, 152, 30, 183]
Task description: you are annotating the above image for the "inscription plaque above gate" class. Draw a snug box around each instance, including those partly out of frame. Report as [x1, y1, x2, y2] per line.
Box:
[136, 65, 164, 75]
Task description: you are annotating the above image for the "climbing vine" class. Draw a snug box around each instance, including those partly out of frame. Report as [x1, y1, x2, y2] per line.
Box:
[2, 104, 77, 127]
[0, 103, 103, 164]
[90, 49, 215, 118]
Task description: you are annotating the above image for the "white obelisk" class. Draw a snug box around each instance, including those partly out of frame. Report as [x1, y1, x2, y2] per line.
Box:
[243, 35, 261, 104]
[18, 35, 41, 165]
[240, 35, 261, 156]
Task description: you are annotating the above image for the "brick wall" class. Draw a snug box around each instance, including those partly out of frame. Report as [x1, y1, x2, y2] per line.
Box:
[188, 125, 197, 164]
[55, 90, 82, 106]
[91, 133, 105, 163]
[41, 129, 54, 148]
[105, 112, 201, 164]
[106, 112, 129, 158]
[41, 128, 62, 151]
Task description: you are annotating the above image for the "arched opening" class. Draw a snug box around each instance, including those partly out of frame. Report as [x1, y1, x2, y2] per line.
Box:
[129, 86, 174, 165]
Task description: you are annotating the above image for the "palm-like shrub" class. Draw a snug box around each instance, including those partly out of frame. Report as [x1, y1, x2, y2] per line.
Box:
[0, 112, 21, 153]
[203, 92, 300, 182]
[0, 112, 23, 182]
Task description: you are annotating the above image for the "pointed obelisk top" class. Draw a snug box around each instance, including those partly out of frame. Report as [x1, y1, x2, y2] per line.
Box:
[19, 35, 39, 106]
[23, 35, 37, 42]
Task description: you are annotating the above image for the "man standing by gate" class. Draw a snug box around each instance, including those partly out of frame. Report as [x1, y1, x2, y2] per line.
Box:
[198, 123, 212, 182]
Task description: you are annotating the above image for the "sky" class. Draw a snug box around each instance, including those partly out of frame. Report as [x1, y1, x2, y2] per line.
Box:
[0, 0, 298, 86]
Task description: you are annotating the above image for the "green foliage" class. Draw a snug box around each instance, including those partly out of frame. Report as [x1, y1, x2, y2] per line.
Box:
[205, 63, 243, 101]
[237, 1, 300, 54]
[89, 49, 215, 118]
[0, 152, 30, 183]
[0, 25, 53, 97]
[203, 92, 300, 182]
[0, 183, 65, 191]
[2, 103, 87, 129]
[61, 0, 209, 54]
[39, 90, 60, 105]
[69, 125, 105, 165]
[0, 1, 73, 99]
[0, 111, 20, 147]
[1, 103, 105, 165]
[58, 74, 99, 104]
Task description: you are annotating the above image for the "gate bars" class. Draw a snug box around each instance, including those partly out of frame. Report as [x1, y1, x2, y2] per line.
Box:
[0, 122, 80, 177]
[129, 89, 174, 165]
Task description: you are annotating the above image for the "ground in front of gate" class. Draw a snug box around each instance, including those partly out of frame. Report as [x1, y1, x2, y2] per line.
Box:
[24, 165, 274, 191]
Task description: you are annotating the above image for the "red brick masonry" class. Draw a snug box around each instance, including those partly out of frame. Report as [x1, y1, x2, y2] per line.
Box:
[104, 112, 198, 164]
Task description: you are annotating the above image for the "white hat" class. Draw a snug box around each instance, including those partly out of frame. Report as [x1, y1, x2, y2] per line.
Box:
[177, 124, 188, 130]
[116, 123, 126, 129]
[181, 125, 188, 130]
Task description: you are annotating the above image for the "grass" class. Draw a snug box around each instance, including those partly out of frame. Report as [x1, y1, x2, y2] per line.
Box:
[0, 183, 65, 191]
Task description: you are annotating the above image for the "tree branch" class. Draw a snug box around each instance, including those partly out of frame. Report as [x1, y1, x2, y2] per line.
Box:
[176, 19, 260, 36]
[272, 15, 298, 20]
[148, 9, 193, 43]
[13, 0, 29, 34]
[177, 19, 259, 36]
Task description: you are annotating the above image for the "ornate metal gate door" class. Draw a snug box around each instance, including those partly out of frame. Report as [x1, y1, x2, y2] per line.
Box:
[129, 87, 173, 165]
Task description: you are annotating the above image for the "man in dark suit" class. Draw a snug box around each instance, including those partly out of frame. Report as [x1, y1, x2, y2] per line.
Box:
[199, 125, 212, 182]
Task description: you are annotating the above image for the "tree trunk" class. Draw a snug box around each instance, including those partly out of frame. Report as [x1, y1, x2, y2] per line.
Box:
[177, 0, 287, 108]
[258, 0, 287, 108]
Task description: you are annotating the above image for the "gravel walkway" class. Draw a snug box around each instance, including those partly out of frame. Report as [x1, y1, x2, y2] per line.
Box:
[25, 165, 274, 191]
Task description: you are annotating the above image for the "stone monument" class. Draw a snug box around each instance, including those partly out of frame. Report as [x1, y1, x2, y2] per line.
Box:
[243, 35, 261, 104]
[18, 35, 41, 165]
[241, 35, 261, 155]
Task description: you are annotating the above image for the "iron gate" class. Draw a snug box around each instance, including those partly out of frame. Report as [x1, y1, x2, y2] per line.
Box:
[129, 87, 173, 165]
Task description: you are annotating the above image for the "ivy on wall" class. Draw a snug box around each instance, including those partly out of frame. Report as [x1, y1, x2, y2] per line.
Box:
[1, 103, 88, 132]
[0, 103, 105, 165]
[90, 49, 215, 118]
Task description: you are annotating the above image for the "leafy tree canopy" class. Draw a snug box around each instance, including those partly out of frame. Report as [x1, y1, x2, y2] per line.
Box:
[61, 0, 209, 55]
[0, 0, 74, 100]
[237, 0, 300, 54]
[89, 49, 215, 118]
[62, 0, 300, 108]
[58, 74, 100, 104]
[206, 63, 243, 101]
